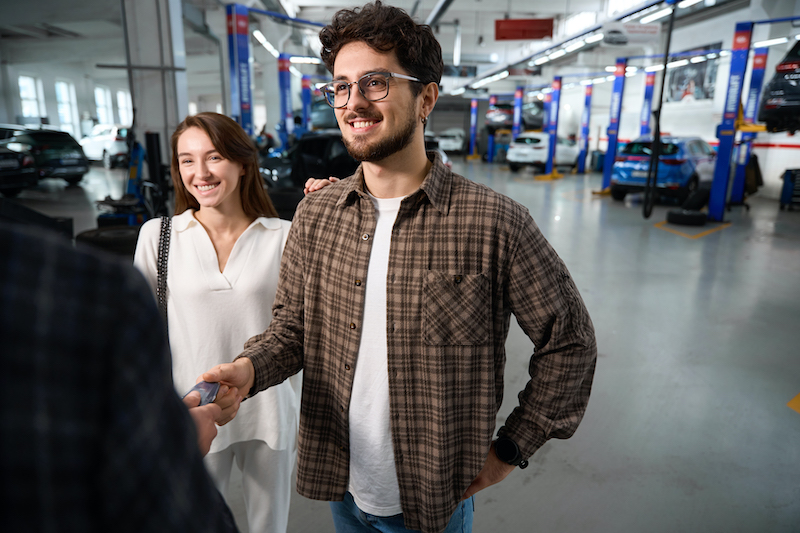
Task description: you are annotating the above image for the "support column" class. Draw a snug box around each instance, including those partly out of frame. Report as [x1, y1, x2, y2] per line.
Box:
[512, 86, 523, 139]
[123, 0, 187, 160]
[601, 58, 627, 190]
[577, 83, 593, 174]
[544, 76, 562, 176]
[640, 72, 655, 137]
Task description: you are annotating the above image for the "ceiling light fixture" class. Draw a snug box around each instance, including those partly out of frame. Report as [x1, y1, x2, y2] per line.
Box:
[565, 40, 586, 52]
[640, 8, 672, 24]
[253, 30, 280, 58]
[677, 0, 703, 7]
[471, 70, 509, 89]
[586, 33, 604, 43]
[753, 37, 789, 48]
[548, 49, 567, 60]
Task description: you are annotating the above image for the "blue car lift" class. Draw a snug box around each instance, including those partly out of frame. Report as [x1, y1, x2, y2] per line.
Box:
[709, 16, 800, 222]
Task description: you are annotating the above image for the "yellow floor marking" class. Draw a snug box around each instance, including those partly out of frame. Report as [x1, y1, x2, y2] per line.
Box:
[788, 393, 800, 415]
[654, 220, 732, 239]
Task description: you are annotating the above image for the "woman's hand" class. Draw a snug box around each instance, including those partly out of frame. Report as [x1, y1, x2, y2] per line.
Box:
[304, 176, 340, 195]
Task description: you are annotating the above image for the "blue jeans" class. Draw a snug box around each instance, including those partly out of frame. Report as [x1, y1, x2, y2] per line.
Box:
[330, 492, 474, 533]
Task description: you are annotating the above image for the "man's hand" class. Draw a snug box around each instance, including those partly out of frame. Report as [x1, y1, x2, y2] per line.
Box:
[201, 357, 253, 425]
[461, 443, 516, 500]
[304, 176, 339, 195]
[182, 391, 222, 456]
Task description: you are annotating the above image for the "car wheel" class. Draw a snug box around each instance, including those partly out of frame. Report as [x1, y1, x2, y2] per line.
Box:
[103, 151, 113, 169]
[65, 176, 83, 186]
[610, 186, 627, 201]
[509, 163, 521, 172]
[678, 176, 699, 204]
[1, 188, 22, 198]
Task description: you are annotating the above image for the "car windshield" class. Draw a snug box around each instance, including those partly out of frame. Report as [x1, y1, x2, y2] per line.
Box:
[15, 132, 80, 148]
[117, 128, 129, 138]
[515, 137, 543, 145]
[622, 142, 680, 156]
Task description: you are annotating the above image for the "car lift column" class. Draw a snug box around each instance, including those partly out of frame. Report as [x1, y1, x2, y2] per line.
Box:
[278, 53, 293, 148]
[601, 59, 628, 191]
[227, 3, 253, 134]
[301, 75, 312, 133]
[730, 47, 768, 205]
[486, 95, 497, 163]
[468, 98, 479, 159]
[710, 22, 753, 222]
[512, 86, 524, 139]
[577, 83, 593, 174]
[640, 72, 655, 136]
[540, 76, 562, 180]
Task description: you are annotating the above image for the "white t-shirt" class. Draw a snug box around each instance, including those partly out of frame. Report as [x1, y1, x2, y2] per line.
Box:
[348, 193, 404, 516]
[133, 209, 301, 454]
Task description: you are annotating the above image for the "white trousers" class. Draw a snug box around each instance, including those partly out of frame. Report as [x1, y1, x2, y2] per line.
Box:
[204, 439, 296, 533]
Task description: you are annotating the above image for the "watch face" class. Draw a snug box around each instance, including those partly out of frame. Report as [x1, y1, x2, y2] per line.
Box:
[495, 437, 519, 464]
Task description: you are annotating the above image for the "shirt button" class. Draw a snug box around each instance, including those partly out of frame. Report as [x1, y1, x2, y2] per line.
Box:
[454, 275, 463, 284]
[361, 233, 370, 240]
[340, 406, 345, 412]
[350, 323, 356, 329]
[355, 279, 362, 286]
[345, 364, 351, 371]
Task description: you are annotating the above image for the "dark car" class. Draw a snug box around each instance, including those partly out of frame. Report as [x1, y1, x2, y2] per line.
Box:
[0, 145, 37, 197]
[758, 40, 800, 133]
[261, 130, 359, 220]
[0, 128, 89, 185]
[484, 101, 545, 134]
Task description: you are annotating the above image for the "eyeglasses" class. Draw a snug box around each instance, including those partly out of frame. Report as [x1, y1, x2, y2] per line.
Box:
[320, 71, 423, 109]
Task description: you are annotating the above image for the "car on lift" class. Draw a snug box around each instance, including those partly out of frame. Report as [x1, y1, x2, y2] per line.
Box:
[609, 136, 716, 202]
[0, 127, 89, 186]
[758, 40, 800, 134]
[506, 132, 579, 172]
[484, 101, 545, 134]
[79, 124, 130, 168]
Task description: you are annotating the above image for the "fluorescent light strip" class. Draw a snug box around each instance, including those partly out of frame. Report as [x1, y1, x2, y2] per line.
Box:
[252, 30, 279, 58]
[289, 66, 303, 78]
[667, 59, 690, 68]
[290, 56, 322, 64]
[644, 64, 665, 72]
[548, 49, 567, 60]
[592, 77, 606, 84]
[677, 0, 702, 7]
[640, 8, 672, 24]
[605, 66, 616, 72]
[565, 40, 586, 52]
[580, 79, 593, 85]
[450, 87, 466, 96]
[534, 56, 550, 65]
[586, 33, 604, 43]
[471, 70, 509, 89]
[690, 56, 707, 63]
[753, 37, 789, 48]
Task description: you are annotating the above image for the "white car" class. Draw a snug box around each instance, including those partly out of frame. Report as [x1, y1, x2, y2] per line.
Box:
[79, 124, 129, 169]
[436, 128, 466, 153]
[506, 132, 580, 172]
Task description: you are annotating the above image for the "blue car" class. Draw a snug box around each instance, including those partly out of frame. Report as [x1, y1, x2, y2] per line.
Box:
[610, 136, 716, 202]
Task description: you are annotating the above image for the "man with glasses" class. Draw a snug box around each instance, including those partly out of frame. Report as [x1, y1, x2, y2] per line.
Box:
[202, 2, 597, 532]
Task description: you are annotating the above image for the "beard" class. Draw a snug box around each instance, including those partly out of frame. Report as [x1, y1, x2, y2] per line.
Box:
[341, 104, 418, 162]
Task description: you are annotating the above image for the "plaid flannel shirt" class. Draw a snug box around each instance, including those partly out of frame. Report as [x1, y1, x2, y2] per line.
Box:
[239, 152, 596, 533]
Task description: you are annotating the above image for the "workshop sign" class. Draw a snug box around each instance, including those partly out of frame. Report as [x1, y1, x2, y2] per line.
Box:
[602, 22, 661, 45]
[495, 19, 553, 41]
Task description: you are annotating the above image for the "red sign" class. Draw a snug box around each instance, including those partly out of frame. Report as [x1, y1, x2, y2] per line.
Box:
[302, 77, 311, 89]
[552, 79, 561, 91]
[495, 19, 553, 41]
[615, 64, 626, 77]
[586, 85, 593, 96]
[278, 57, 290, 71]
[753, 53, 767, 70]
[733, 30, 751, 50]
[646, 72, 655, 86]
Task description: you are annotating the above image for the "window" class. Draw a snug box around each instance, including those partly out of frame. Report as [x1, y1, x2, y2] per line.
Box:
[55, 81, 79, 136]
[19, 75, 45, 118]
[94, 86, 114, 124]
[116, 91, 132, 125]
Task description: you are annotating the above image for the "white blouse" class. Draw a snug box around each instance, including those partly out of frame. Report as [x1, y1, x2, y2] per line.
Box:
[133, 209, 300, 454]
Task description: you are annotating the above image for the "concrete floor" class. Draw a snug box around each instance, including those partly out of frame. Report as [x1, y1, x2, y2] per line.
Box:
[10, 158, 800, 532]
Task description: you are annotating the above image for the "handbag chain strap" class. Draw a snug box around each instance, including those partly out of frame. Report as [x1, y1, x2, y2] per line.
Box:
[156, 216, 172, 331]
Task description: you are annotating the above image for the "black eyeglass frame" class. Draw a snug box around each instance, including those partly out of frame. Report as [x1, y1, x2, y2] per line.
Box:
[320, 71, 424, 109]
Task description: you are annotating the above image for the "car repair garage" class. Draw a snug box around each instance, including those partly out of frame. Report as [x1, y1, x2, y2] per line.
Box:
[1, 0, 798, 532]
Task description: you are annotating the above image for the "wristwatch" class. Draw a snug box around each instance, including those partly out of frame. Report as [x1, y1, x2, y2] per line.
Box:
[493, 436, 529, 469]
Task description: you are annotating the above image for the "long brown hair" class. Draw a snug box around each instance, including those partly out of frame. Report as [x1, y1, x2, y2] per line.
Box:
[170, 112, 278, 218]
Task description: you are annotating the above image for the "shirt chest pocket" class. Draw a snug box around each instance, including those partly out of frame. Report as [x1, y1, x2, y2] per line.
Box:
[423, 271, 490, 346]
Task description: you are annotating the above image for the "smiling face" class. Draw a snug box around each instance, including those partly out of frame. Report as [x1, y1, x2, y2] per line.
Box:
[176, 126, 244, 212]
[333, 41, 423, 163]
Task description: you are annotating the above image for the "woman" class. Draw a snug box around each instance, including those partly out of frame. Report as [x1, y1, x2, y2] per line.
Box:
[134, 112, 304, 532]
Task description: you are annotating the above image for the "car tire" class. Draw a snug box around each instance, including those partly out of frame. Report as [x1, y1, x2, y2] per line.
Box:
[509, 163, 521, 172]
[103, 151, 113, 169]
[75, 225, 141, 258]
[65, 176, 83, 186]
[678, 176, 699, 204]
[610, 186, 627, 201]
[667, 209, 707, 226]
[1, 188, 22, 198]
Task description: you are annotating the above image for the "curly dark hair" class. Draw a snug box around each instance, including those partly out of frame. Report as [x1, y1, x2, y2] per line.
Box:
[319, 1, 443, 96]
